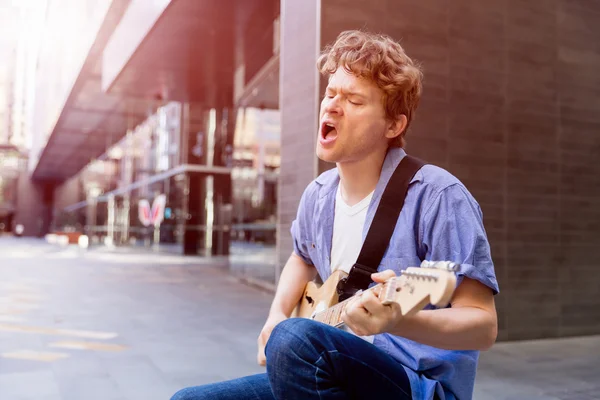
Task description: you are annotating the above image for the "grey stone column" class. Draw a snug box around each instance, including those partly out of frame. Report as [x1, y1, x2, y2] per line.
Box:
[277, 0, 322, 281]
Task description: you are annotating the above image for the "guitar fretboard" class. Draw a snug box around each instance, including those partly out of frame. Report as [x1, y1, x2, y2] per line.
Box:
[312, 283, 383, 326]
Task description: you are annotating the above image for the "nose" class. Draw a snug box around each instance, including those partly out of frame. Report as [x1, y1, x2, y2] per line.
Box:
[323, 95, 343, 116]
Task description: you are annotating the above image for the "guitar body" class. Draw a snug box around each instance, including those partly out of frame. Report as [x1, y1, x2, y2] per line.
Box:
[293, 270, 347, 319]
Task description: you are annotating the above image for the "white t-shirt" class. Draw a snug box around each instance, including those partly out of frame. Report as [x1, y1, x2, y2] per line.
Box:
[330, 184, 375, 343]
[330, 184, 373, 274]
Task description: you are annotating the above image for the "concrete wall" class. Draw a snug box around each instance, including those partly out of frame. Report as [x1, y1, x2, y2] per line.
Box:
[278, 0, 600, 340]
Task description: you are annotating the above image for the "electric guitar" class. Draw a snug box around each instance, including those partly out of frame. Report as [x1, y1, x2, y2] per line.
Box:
[294, 261, 459, 327]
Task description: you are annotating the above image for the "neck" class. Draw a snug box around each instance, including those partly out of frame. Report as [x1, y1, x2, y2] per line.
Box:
[337, 149, 387, 206]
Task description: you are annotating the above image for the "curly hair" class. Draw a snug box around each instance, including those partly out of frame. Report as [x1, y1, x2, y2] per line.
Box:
[317, 30, 423, 148]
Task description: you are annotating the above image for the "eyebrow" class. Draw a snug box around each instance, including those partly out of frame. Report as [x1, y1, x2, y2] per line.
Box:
[345, 91, 367, 99]
[326, 87, 368, 99]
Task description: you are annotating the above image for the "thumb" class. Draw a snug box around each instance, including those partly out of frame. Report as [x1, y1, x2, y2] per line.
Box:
[371, 269, 396, 283]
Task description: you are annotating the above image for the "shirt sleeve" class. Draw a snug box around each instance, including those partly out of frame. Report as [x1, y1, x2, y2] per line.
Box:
[420, 183, 499, 295]
[290, 185, 314, 266]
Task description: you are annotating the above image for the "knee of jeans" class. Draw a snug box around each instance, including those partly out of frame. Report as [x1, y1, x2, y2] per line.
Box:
[266, 318, 322, 361]
[170, 388, 197, 400]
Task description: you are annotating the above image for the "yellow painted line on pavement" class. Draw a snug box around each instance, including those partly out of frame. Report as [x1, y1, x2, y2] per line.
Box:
[0, 296, 40, 303]
[0, 304, 39, 311]
[49, 341, 128, 352]
[0, 324, 118, 340]
[1, 292, 44, 299]
[12, 295, 42, 303]
[0, 308, 26, 315]
[0, 315, 26, 323]
[1, 284, 38, 292]
[2, 350, 70, 362]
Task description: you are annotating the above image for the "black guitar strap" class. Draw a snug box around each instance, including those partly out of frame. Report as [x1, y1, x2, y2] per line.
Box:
[336, 155, 426, 301]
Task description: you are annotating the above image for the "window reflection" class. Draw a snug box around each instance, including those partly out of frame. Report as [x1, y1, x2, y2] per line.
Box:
[231, 107, 279, 245]
[52, 103, 281, 266]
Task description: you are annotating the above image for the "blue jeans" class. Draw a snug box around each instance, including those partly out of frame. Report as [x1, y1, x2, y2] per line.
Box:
[171, 318, 412, 399]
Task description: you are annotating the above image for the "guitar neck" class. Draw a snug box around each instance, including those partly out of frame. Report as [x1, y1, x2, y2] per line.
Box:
[312, 284, 381, 327]
[304, 262, 458, 328]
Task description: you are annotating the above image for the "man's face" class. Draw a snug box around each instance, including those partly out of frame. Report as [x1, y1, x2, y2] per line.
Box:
[317, 68, 389, 164]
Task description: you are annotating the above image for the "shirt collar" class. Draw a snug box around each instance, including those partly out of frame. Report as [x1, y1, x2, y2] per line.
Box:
[315, 147, 410, 199]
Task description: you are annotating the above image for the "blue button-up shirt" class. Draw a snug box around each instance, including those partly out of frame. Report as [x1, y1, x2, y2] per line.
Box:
[291, 147, 499, 400]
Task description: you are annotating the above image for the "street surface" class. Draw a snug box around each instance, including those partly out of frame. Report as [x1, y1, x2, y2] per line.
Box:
[0, 237, 598, 400]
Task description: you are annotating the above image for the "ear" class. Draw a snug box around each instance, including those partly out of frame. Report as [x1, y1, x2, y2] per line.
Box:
[385, 115, 408, 140]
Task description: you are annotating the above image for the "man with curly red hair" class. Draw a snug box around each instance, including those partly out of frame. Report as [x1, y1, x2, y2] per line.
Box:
[172, 30, 499, 400]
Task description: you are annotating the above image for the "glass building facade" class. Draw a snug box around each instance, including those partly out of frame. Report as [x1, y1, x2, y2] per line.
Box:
[52, 101, 280, 281]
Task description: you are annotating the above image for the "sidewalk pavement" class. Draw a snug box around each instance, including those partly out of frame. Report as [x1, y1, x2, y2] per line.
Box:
[0, 237, 598, 400]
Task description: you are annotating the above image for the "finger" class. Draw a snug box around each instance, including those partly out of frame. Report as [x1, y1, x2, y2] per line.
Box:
[366, 290, 403, 315]
[346, 291, 366, 312]
[342, 297, 369, 330]
[342, 305, 372, 337]
[341, 309, 362, 334]
[363, 290, 403, 327]
[257, 347, 266, 366]
[371, 269, 396, 283]
[360, 289, 389, 315]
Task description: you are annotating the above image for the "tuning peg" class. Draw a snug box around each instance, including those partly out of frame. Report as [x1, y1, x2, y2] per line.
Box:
[400, 269, 439, 281]
[420, 261, 460, 271]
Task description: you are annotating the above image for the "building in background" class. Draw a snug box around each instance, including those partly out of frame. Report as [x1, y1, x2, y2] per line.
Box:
[0, 0, 47, 233]
[13, 0, 280, 266]
[2, 0, 599, 341]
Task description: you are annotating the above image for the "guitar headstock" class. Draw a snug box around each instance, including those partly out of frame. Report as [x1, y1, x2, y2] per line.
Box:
[379, 261, 458, 316]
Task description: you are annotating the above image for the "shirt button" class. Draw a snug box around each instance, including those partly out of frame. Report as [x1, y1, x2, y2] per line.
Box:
[311, 243, 315, 248]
